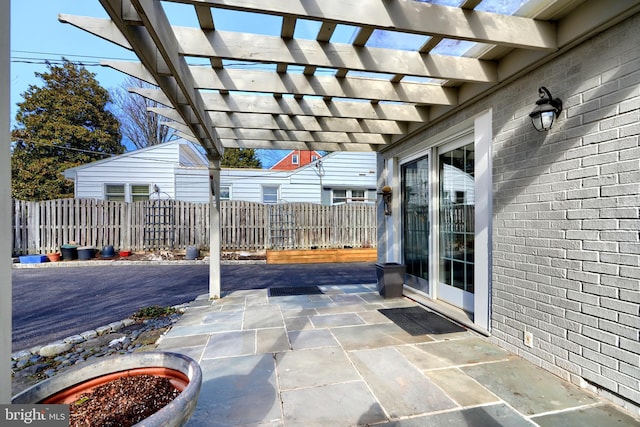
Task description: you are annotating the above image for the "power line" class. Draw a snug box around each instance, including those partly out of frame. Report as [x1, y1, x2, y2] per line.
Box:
[10, 136, 292, 177]
[10, 136, 116, 158]
[11, 50, 135, 62]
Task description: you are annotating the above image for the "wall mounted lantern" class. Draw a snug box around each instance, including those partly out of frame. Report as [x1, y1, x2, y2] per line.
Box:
[529, 86, 563, 132]
[379, 185, 392, 215]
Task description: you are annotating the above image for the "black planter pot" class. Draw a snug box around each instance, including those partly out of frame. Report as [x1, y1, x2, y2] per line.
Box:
[77, 246, 95, 260]
[375, 262, 406, 299]
[60, 244, 78, 261]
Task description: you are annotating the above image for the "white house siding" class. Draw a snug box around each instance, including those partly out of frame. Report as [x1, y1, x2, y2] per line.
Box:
[222, 152, 377, 204]
[67, 142, 377, 205]
[73, 143, 179, 200]
[290, 151, 378, 203]
[175, 167, 209, 203]
[381, 13, 640, 414]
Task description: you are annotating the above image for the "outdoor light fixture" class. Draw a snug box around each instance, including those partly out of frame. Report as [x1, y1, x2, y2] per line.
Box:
[529, 86, 563, 132]
[379, 185, 392, 215]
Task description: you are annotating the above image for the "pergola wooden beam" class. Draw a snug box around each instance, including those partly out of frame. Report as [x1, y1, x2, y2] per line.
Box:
[92, 0, 224, 159]
[171, 0, 557, 50]
[173, 27, 498, 83]
[133, 88, 430, 122]
[150, 107, 408, 134]
[104, 59, 457, 105]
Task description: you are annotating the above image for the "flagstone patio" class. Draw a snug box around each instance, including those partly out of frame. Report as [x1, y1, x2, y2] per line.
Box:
[156, 284, 640, 427]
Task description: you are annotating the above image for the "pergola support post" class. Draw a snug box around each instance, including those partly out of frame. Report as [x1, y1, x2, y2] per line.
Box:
[209, 159, 221, 299]
[1, 0, 11, 405]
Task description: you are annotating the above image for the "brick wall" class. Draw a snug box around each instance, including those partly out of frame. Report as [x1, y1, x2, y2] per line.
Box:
[380, 11, 640, 414]
[490, 13, 640, 413]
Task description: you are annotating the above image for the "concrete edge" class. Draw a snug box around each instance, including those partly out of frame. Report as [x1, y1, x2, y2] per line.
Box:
[11, 259, 266, 268]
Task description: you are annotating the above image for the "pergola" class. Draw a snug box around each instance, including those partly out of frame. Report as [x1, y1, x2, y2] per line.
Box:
[2, 0, 639, 404]
[55, 0, 638, 299]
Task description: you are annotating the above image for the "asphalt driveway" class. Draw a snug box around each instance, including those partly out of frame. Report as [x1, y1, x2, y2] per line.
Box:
[12, 262, 376, 352]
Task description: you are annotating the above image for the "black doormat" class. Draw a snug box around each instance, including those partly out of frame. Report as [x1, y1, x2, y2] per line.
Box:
[379, 306, 466, 335]
[269, 286, 324, 297]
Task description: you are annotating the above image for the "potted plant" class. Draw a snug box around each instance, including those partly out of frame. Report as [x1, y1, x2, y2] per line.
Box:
[12, 352, 202, 427]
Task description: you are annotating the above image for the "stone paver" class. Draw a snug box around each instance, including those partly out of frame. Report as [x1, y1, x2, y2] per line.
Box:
[276, 347, 360, 390]
[164, 286, 640, 427]
[186, 354, 281, 427]
[349, 346, 457, 417]
[463, 358, 600, 416]
[281, 381, 386, 427]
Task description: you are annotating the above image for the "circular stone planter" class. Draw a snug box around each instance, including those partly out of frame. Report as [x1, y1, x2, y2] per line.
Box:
[12, 352, 202, 427]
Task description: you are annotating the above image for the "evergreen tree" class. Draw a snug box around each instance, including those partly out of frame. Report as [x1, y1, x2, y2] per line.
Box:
[221, 148, 262, 168]
[11, 60, 123, 200]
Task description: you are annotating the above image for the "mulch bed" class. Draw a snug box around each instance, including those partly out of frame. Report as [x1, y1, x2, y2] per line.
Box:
[69, 374, 180, 427]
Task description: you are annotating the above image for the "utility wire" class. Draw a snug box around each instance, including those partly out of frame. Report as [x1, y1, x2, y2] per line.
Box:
[11, 136, 302, 178]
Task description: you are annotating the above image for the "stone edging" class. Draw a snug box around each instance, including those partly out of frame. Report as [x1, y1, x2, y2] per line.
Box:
[11, 303, 189, 361]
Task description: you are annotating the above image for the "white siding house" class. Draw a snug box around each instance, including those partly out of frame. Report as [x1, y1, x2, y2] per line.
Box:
[63, 139, 209, 202]
[64, 141, 377, 204]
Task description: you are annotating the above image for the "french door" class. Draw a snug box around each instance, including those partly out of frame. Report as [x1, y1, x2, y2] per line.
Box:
[401, 139, 476, 314]
[401, 155, 430, 294]
[438, 142, 475, 313]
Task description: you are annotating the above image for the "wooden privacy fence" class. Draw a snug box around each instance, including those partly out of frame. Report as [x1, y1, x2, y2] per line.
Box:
[12, 199, 377, 255]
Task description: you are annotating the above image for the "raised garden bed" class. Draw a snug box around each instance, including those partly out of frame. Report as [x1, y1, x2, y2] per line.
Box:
[266, 248, 376, 264]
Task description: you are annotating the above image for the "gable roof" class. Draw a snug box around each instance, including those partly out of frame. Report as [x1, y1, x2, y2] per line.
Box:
[270, 150, 323, 170]
[63, 139, 207, 179]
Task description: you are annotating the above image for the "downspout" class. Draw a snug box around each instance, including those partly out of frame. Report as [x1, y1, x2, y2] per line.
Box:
[1, 0, 11, 404]
[209, 159, 221, 299]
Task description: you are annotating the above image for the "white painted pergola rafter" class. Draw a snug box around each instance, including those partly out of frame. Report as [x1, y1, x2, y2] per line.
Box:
[102, 59, 458, 106]
[150, 107, 408, 134]
[131, 88, 430, 123]
[170, 0, 557, 50]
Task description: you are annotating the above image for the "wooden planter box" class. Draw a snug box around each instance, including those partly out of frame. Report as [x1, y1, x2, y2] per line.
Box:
[267, 248, 376, 264]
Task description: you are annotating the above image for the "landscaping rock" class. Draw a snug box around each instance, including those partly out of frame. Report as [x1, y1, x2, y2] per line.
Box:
[80, 330, 98, 340]
[39, 341, 72, 357]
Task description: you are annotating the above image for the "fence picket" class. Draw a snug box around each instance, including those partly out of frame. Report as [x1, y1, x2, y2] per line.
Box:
[11, 199, 376, 254]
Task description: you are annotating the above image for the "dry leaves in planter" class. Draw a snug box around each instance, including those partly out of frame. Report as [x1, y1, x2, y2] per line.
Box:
[70, 374, 180, 427]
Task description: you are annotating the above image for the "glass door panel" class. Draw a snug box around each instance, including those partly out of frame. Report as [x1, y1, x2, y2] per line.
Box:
[402, 155, 430, 293]
[439, 143, 475, 312]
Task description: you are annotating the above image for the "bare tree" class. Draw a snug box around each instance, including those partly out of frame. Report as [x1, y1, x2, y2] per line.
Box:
[111, 77, 175, 149]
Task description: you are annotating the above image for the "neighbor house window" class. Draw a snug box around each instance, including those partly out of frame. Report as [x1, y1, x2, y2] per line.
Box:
[220, 185, 231, 200]
[292, 154, 299, 165]
[262, 185, 279, 204]
[105, 184, 125, 201]
[331, 189, 369, 204]
[351, 190, 366, 202]
[131, 184, 150, 202]
[311, 155, 318, 162]
[332, 189, 347, 204]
